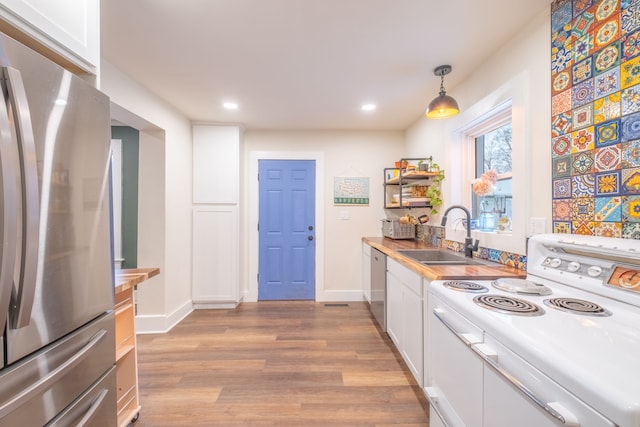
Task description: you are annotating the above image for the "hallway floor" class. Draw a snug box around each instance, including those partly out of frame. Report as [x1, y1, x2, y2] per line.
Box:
[133, 301, 429, 426]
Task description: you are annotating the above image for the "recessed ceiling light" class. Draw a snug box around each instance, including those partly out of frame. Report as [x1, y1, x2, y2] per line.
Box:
[361, 104, 376, 111]
[223, 102, 239, 110]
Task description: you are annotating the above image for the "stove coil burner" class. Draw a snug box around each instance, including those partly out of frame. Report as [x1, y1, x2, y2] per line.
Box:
[543, 298, 612, 317]
[443, 281, 488, 293]
[492, 278, 552, 295]
[473, 294, 545, 316]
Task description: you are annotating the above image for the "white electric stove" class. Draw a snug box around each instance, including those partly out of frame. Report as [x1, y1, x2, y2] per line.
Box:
[425, 234, 640, 427]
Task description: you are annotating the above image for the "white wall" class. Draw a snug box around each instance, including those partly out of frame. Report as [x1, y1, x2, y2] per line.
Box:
[404, 8, 551, 254]
[242, 130, 403, 301]
[100, 60, 194, 332]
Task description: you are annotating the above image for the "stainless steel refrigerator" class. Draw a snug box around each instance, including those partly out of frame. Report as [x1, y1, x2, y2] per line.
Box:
[0, 32, 116, 426]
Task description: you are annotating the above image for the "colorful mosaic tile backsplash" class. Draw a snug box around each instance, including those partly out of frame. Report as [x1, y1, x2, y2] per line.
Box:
[551, 0, 640, 239]
[420, 225, 528, 270]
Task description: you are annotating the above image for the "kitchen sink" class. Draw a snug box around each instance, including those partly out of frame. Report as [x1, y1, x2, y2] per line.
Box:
[396, 249, 485, 266]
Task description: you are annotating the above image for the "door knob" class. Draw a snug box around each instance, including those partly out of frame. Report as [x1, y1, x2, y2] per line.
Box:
[308, 225, 314, 231]
[308, 235, 314, 241]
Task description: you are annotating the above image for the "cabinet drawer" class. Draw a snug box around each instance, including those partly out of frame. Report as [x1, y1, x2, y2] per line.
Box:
[387, 258, 422, 296]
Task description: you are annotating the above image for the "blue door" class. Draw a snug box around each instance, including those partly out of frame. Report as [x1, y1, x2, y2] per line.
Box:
[258, 160, 315, 300]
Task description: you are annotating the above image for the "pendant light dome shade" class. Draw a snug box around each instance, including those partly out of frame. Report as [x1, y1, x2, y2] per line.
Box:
[425, 65, 459, 119]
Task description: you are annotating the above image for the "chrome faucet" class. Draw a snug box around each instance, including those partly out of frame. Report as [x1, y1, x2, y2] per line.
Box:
[440, 205, 479, 258]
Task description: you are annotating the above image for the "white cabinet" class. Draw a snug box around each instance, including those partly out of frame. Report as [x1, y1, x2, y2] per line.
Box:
[193, 125, 240, 204]
[362, 243, 371, 303]
[192, 205, 240, 308]
[386, 270, 402, 344]
[192, 124, 241, 308]
[386, 257, 423, 386]
[0, 0, 99, 73]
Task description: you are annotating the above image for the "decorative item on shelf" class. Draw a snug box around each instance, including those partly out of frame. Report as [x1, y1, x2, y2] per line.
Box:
[411, 185, 428, 197]
[394, 160, 408, 170]
[425, 65, 460, 119]
[417, 156, 433, 171]
[497, 215, 511, 233]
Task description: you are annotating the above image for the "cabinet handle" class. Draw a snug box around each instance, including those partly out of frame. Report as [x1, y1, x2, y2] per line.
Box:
[424, 387, 452, 427]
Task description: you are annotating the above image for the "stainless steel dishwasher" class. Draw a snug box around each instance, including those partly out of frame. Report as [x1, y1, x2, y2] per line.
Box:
[370, 248, 387, 331]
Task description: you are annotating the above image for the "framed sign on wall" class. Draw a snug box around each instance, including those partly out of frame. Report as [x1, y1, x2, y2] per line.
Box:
[333, 177, 369, 205]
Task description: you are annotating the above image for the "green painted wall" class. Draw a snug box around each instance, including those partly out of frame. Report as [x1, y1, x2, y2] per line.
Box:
[111, 126, 139, 268]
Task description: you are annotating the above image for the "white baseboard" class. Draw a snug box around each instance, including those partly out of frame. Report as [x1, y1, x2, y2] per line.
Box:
[242, 290, 366, 303]
[193, 301, 240, 309]
[135, 300, 193, 334]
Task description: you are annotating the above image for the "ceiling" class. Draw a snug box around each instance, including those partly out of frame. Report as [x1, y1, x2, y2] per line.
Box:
[100, 0, 550, 131]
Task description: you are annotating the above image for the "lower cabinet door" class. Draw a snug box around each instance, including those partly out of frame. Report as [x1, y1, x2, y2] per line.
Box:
[192, 205, 239, 306]
[385, 272, 402, 347]
[403, 287, 423, 386]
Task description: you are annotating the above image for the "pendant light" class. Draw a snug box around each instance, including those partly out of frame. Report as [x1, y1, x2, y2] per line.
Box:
[425, 65, 459, 119]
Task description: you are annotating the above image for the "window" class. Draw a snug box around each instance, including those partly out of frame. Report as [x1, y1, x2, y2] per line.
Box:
[446, 74, 528, 255]
[472, 121, 513, 232]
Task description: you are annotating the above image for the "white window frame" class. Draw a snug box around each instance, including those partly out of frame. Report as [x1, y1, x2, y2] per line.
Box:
[471, 113, 513, 224]
[443, 73, 529, 255]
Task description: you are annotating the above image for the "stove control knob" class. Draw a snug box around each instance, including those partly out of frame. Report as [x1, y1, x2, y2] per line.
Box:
[587, 265, 603, 277]
[547, 258, 562, 268]
[567, 261, 580, 272]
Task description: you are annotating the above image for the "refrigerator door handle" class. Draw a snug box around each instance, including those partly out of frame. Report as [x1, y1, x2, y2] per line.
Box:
[3, 66, 39, 329]
[0, 66, 19, 335]
[0, 329, 108, 419]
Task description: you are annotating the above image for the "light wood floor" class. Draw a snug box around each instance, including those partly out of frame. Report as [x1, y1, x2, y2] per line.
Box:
[134, 301, 429, 426]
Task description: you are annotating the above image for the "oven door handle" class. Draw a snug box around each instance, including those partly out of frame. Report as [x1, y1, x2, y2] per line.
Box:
[424, 387, 453, 427]
[433, 308, 482, 345]
[471, 343, 580, 427]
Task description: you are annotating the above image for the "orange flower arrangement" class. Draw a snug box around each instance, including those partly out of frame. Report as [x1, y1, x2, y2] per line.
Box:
[472, 170, 498, 196]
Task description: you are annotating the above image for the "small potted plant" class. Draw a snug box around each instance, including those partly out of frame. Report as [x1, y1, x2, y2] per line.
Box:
[417, 157, 432, 171]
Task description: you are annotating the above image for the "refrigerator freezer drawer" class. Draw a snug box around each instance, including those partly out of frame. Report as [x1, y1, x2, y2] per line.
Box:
[48, 366, 117, 427]
[0, 312, 115, 426]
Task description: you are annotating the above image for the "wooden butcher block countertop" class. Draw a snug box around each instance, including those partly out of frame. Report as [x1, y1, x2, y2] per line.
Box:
[363, 237, 526, 281]
[115, 267, 160, 294]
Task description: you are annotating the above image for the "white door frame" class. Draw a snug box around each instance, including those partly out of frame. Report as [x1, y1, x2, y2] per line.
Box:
[247, 151, 325, 302]
[110, 139, 123, 269]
